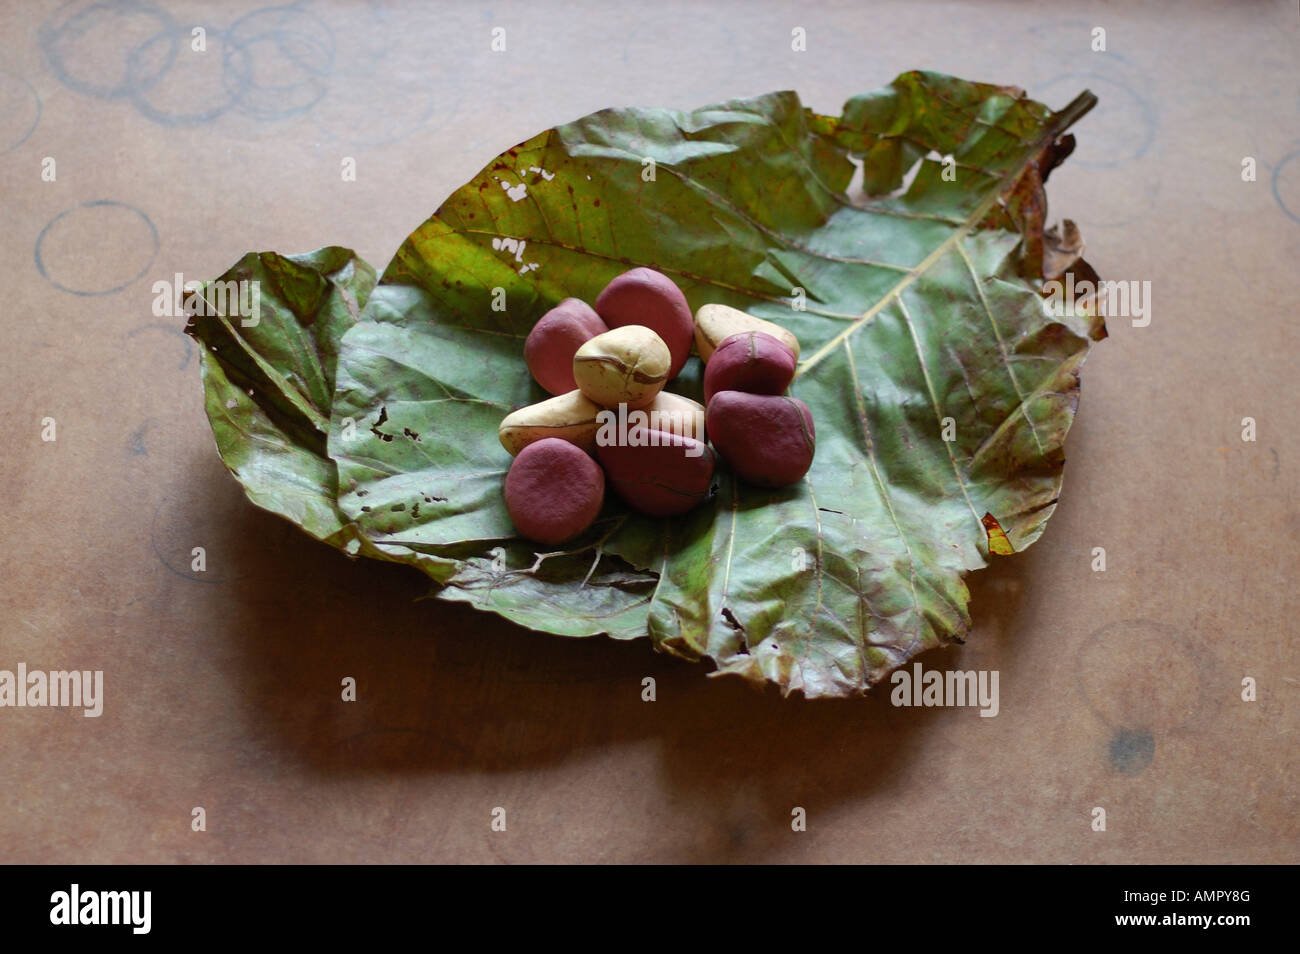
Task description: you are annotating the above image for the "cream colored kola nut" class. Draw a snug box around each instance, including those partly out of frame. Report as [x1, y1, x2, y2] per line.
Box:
[572, 325, 671, 409]
[498, 389, 602, 456]
[644, 390, 705, 442]
[694, 303, 801, 362]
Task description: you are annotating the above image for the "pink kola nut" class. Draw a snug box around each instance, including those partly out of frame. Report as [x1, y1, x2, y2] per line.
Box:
[703, 331, 797, 404]
[524, 299, 608, 394]
[595, 427, 716, 517]
[706, 392, 816, 489]
[593, 268, 694, 380]
[504, 437, 606, 544]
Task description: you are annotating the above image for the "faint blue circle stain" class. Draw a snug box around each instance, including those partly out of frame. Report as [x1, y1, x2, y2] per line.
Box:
[1109, 728, 1154, 776]
[129, 24, 257, 126]
[0, 71, 41, 154]
[221, 5, 336, 121]
[35, 200, 159, 297]
[1272, 150, 1300, 226]
[39, 0, 180, 100]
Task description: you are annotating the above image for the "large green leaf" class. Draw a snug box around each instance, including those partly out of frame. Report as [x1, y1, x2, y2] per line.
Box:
[191, 71, 1106, 698]
[183, 247, 456, 578]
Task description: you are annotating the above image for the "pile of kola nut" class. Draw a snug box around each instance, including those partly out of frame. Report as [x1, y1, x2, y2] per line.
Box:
[499, 268, 817, 544]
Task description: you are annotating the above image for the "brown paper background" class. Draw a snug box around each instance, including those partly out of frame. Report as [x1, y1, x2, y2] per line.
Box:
[1, 0, 1296, 863]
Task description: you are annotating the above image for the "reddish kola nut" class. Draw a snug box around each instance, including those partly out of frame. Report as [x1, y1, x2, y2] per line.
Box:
[595, 426, 715, 517]
[706, 391, 816, 488]
[703, 331, 797, 404]
[524, 299, 609, 395]
[593, 268, 694, 380]
[504, 437, 605, 544]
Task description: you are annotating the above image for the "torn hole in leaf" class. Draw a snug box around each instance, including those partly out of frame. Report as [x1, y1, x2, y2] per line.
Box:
[721, 607, 749, 654]
[881, 151, 930, 200]
[876, 148, 957, 201]
[370, 406, 395, 442]
[844, 154, 867, 203]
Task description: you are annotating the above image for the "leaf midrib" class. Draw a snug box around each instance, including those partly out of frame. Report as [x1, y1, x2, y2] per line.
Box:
[795, 90, 1097, 376]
